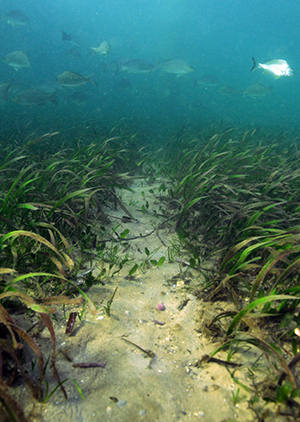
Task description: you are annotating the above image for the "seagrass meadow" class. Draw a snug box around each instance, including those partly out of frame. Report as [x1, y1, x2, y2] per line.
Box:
[2, 123, 300, 421]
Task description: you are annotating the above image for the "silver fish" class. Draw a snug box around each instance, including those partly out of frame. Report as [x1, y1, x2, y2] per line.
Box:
[119, 59, 157, 73]
[2, 10, 29, 26]
[56, 71, 94, 87]
[2, 51, 30, 71]
[160, 59, 194, 76]
[251, 57, 294, 78]
[90, 41, 111, 55]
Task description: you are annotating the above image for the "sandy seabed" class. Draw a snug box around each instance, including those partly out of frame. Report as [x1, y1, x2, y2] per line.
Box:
[16, 182, 281, 422]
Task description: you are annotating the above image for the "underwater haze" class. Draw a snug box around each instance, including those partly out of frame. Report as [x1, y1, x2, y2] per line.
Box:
[3, 3, 300, 421]
[1, 0, 300, 139]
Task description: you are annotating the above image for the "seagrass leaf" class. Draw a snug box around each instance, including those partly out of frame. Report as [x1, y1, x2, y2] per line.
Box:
[226, 295, 300, 337]
[0, 376, 30, 421]
[35, 222, 71, 250]
[0, 268, 16, 276]
[0, 303, 19, 349]
[0, 290, 55, 313]
[47, 188, 91, 216]
[212, 336, 296, 389]
[40, 313, 68, 399]
[250, 250, 292, 301]
[9, 323, 44, 389]
[41, 295, 83, 306]
[0, 230, 64, 259]
[24, 131, 59, 148]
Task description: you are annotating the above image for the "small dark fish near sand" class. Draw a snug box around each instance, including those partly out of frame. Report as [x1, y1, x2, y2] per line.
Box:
[56, 71, 95, 88]
[2, 10, 29, 26]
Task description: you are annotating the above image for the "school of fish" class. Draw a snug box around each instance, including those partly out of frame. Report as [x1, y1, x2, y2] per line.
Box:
[0, 8, 295, 106]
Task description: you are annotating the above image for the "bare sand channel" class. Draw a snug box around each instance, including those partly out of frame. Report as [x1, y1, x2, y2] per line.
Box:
[17, 182, 282, 422]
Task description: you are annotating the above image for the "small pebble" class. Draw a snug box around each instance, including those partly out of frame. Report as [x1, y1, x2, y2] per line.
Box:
[156, 303, 165, 311]
[116, 399, 127, 407]
[139, 410, 146, 415]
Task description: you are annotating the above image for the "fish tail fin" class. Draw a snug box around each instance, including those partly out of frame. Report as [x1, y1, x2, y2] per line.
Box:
[250, 57, 260, 72]
[61, 30, 68, 41]
[87, 74, 97, 86]
[61, 30, 71, 41]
